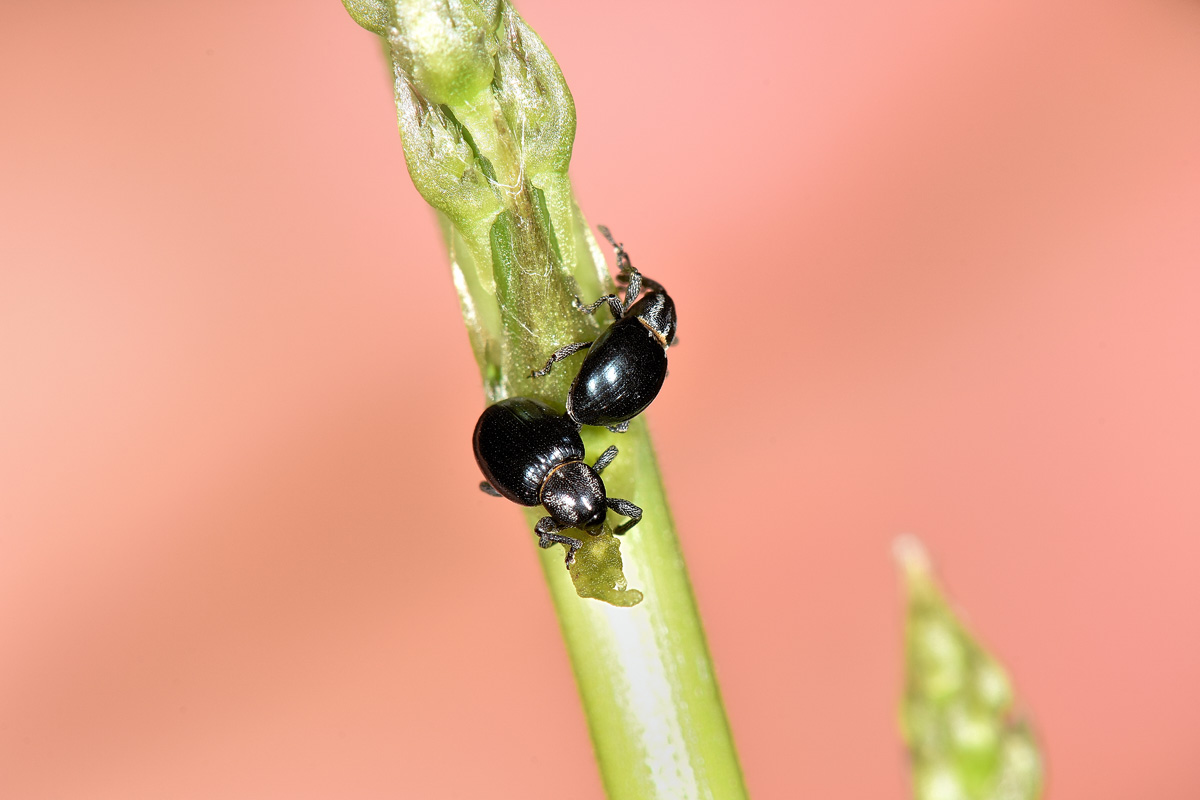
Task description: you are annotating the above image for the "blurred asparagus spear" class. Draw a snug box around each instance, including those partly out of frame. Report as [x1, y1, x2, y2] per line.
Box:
[896, 536, 1044, 800]
[339, 1, 748, 797]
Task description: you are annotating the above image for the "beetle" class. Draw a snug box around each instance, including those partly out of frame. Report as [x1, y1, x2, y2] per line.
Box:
[531, 226, 678, 433]
[473, 396, 643, 566]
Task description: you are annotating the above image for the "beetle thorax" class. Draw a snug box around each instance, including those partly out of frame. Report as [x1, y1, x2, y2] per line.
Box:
[632, 291, 677, 347]
[540, 461, 607, 530]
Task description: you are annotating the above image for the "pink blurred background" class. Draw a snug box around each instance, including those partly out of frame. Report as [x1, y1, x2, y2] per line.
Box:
[3, 0, 1200, 797]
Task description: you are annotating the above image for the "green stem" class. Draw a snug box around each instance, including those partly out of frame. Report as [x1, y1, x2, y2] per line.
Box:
[536, 422, 747, 799]
[340, 1, 748, 796]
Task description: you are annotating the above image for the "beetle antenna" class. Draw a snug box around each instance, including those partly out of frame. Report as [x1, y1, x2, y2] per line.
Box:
[598, 225, 633, 276]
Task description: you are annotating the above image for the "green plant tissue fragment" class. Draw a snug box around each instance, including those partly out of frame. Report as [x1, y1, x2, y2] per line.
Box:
[896, 537, 1043, 800]
[568, 530, 643, 607]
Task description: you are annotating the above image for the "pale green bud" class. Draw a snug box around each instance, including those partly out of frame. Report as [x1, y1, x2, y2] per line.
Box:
[341, 0, 390, 34]
[915, 763, 970, 800]
[394, 75, 501, 227]
[974, 660, 1013, 712]
[492, 4, 575, 177]
[996, 731, 1043, 799]
[947, 705, 1001, 758]
[474, 0, 501, 29]
[912, 617, 968, 702]
[389, 0, 496, 106]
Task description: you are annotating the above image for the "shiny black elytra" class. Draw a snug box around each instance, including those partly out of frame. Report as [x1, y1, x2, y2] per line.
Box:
[473, 396, 642, 566]
[531, 226, 678, 433]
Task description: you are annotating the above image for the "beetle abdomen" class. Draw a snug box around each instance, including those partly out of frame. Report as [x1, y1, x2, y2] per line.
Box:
[473, 397, 585, 505]
[568, 321, 667, 426]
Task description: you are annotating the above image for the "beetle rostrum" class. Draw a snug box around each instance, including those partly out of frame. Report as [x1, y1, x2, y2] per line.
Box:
[473, 396, 643, 566]
[531, 226, 678, 433]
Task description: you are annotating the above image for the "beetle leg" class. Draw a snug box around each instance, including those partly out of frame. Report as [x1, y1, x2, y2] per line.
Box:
[530, 341, 592, 378]
[592, 445, 619, 473]
[605, 421, 631, 434]
[606, 498, 643, 534]
[622, 268, 643, 313]
[535, 516, 582, 567]
[478, 481, 503, 497]
[576, 293, 625, 320]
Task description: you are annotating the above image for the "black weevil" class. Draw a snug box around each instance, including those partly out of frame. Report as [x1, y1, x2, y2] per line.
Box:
[531, 227, 677, 433]
[473, 396, 643, 566]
